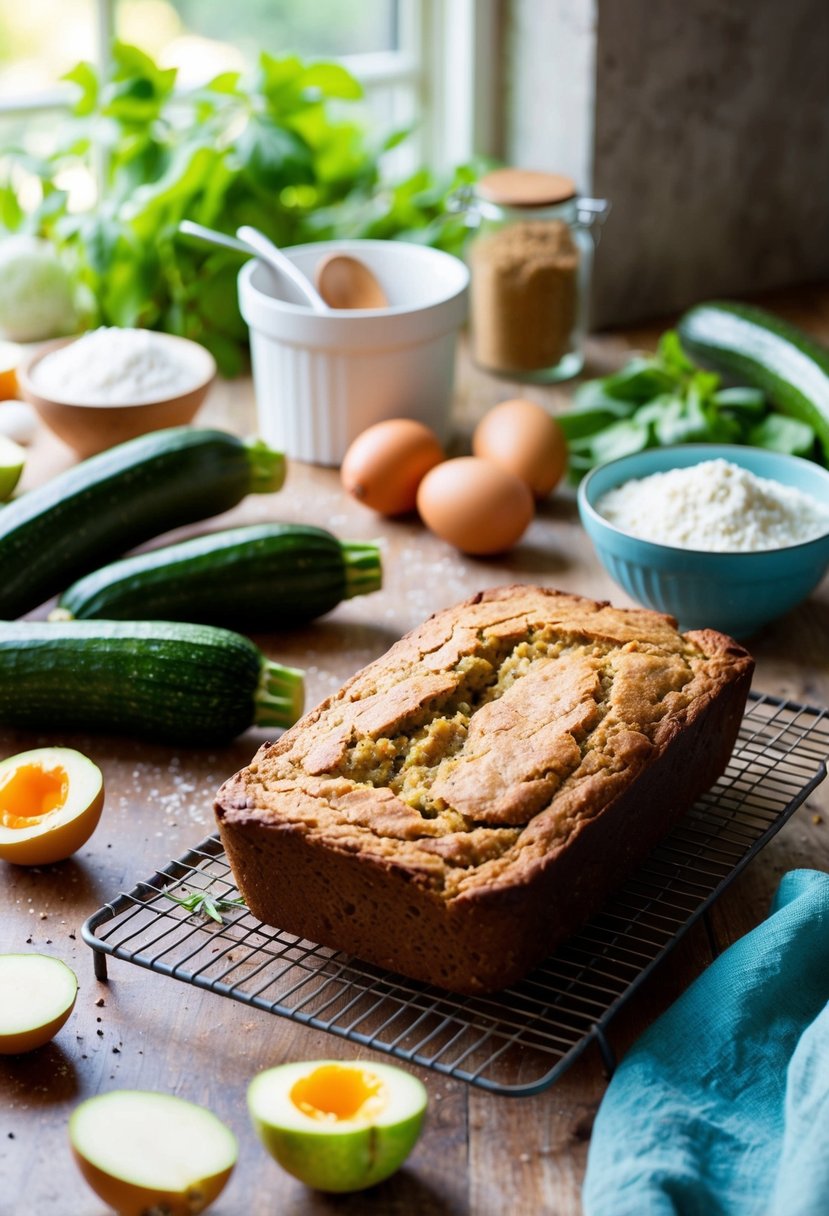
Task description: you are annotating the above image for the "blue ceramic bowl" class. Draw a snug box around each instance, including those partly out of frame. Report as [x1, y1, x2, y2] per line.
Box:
[578, 445, 829, 638]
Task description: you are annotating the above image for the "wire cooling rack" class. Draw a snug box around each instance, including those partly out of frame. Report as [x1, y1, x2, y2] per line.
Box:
[83, 692, 828, 1096]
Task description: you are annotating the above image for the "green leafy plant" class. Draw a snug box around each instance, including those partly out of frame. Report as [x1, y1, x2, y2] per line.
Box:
[560, 330, 818, 476]
[164, 887, 247, 924]
[0, 43, 478, 373]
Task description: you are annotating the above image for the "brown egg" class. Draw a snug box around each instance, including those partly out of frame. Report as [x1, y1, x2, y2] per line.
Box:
[341, 419, 444, 516]
[416, 457, 534, 555]
[472, 398, 568, 498]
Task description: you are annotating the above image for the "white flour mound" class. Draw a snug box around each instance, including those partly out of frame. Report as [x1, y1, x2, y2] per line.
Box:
[597, 458, 829, 551]
[33, 327, 200, 405]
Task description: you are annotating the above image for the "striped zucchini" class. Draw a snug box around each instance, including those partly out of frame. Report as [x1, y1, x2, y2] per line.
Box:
[55, 524, 382, 627]
[0, 621, 304, 745]
[678, 302, 829, 460]
[0, 427, 285, 620]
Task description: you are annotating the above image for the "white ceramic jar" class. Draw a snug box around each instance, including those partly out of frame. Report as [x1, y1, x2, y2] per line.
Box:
[238, 239, 469, 466]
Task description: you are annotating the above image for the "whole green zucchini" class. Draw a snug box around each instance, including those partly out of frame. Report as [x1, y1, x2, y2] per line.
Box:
[0, 620, 304, 745]
[678, 302, 829, 460]
[55, 524, 382, 627]
[0, 427, 285, 620]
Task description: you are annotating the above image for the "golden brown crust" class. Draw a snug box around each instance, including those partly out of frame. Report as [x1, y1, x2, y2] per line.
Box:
[216, 586, 754, 992]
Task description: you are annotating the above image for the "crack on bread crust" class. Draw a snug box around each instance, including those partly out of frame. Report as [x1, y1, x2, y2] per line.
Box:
[223, 590, 725, 897]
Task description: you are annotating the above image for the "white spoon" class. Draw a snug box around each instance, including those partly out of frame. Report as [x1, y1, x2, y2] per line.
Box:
[178, 220, 328, 311]
[236, 225, 329, 312]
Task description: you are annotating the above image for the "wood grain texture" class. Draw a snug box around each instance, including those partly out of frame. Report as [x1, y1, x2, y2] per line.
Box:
[2, 290, 828, 1215]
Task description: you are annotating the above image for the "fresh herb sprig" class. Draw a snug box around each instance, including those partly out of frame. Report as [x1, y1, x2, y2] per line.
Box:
[560, 330, 817, 477]
[164, 888, 246, 925]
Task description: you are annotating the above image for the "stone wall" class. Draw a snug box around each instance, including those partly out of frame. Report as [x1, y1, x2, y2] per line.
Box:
[503, 0, 829, 326]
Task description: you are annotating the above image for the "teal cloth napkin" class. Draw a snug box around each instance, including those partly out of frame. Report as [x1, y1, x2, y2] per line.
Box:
[582, 869, 829, 1216]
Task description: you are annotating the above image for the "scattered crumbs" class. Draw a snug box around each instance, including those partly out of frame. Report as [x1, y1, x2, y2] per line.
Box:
[25, 937, 32, 945]
[80, 1054, 87, 1060]
[45, 939, 52, 945]
[68, 933, 76, 941]
[96, 1017, 102, 1024]
[95, 998, 105, 1008]
[813, 814, 824, 825]
[519, 1152, 531, 1163]
[39, 913, 47, 920]
[112, 1047, 120, 1055]
[96, 1029, 104, 1038]
[8, 1132, 14, 1140]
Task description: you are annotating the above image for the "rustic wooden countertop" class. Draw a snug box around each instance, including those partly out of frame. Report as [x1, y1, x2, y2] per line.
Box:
[2, 285, 828, 1216]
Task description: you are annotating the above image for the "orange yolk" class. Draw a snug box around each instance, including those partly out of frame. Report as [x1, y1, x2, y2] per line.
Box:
[0, 764, 69, 830]
[290, 1064, 387, 1123]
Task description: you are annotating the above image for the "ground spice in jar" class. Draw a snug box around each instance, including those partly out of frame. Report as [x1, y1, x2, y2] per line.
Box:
[470, 219, 579, 374]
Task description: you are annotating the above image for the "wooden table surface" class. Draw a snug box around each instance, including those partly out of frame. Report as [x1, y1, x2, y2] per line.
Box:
[3, 286, 829, 1216]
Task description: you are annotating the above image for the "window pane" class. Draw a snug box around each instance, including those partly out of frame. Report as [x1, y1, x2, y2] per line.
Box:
[0, 0, 95, 98]
[116, 0, 400, 83]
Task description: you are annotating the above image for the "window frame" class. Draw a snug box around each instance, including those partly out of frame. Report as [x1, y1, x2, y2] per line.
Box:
[0, 0, 500, 166]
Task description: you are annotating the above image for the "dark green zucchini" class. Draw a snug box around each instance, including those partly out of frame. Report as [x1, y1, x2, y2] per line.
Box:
[0, 620, 304, 745]
[0, 427, 285, 620]
[678, 302, 829, 460]
[54, 524, 382, 627]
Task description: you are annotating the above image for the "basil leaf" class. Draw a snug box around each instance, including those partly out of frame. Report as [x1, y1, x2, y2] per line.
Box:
[600, 361, 677, 402]
[237, 116, 314, 192]
[656, 329, 696, 377]
[748, 414, 816, 457]
[558, 405, 635, 441]
[713, 386, 766, 414]
[589, 420, 650, 464]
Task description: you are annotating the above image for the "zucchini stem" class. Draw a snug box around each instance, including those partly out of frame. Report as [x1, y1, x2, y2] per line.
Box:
[255, 660, 305, 730]
[341, 541, 383, 599]
[245, 438, 286, 493]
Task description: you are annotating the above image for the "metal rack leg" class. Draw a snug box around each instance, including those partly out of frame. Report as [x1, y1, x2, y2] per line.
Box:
[594, 1025, 616, 1077]
[92, 950, 109, 982]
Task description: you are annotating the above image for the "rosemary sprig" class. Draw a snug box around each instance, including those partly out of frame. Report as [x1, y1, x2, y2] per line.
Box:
[163, 889, 246, 924]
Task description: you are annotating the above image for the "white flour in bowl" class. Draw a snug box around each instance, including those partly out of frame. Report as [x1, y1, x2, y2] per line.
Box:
[32, 327, 201, 404]
[597, 458, 829, 551]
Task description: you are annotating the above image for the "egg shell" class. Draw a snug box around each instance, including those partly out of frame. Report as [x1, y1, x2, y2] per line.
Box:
[417, 457, 535, 555]
[0, 399, 38, 445]
[473, 398, 568, 498]
[341, 419, 444, 516]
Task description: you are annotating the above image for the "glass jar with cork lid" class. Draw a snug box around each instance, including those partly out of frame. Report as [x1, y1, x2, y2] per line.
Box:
[461, 168, 609, 382]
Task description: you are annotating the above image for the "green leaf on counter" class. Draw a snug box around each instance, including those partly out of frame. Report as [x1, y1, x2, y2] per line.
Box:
[656, 328, 696, 378]
[559, 327, 809, 475]
[599, 360, 676, 403]
[713, 386, 767, 414]
[748, 414, 816, 457]
[587, 419, 650, 464]
[558, 405, 636, 442]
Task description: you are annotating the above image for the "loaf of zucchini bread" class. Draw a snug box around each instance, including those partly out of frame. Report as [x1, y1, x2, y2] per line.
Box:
[215, 586, 753, 993]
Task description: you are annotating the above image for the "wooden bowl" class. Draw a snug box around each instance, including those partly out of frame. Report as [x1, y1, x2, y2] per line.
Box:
[17, 333, 217, 458]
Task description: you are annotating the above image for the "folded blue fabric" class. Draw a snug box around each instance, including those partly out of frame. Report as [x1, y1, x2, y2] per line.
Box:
[583, 869, 829, 1216]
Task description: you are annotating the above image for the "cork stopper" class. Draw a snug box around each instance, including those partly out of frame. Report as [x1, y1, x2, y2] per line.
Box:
[477, 168, 576, 208]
